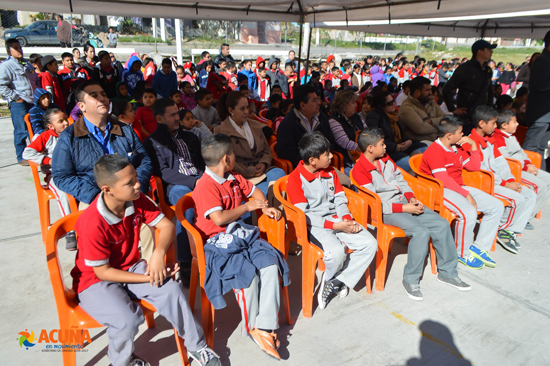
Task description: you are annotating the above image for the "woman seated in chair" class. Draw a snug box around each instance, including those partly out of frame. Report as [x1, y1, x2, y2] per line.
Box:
[328, 90, 367, 175]
[215, 91, 286, 197]
[365, 91, 427, 172]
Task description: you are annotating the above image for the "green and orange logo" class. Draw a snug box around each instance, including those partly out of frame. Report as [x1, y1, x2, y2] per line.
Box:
[17, 329, 36, 350]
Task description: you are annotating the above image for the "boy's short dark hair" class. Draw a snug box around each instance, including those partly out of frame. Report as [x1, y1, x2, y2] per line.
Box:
[409, 76, 431, 95]
[331, 66, 339, 72]
[496, 110, 515, 129]
[143, 88, 157, 97]
[29, 53, 43, 64]
[195, 89, 212, 102]
[357, 127, 385, 153]
[437, 115, 464, 137]
[98, 50, 110, 60]
[272, 84, 282, 92]
[227, 61, 236, 69]
[169, 89, 180, 98]
[239, 85, 249, 92]
[280, 99, 294, 113]
[299, 131, 331, 164]
[201, 133, 233, 167]
[495, 94, 514, 110]
[61, 52, 73, 60]
[75, 80, 103, 103]
[402, 80, 412, 91]
[258, 67, 267, 73]
[269, 93, 283, 106]
[5, 38, 20, 53]
[152, 97, 176, 119]
[43, 108, 63, 129]
[473, 105, 498, 126]
[515, 86, 528, 99]
[94, 154, 132, 188]
[179, 81, 191, 90]
[111, 99, 130, 117]
[237, 74, 249, 84]
[161, 57, 172, 66]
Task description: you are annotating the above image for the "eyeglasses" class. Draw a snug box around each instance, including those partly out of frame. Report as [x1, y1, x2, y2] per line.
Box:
[386, 99, 395, 106]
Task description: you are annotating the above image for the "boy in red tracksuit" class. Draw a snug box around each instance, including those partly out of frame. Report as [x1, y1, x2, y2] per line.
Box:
[23, 108, 75, 249]
[256, 67, 271, 102]
[420, 115, 504, 270]
[41, 55, 66, 111]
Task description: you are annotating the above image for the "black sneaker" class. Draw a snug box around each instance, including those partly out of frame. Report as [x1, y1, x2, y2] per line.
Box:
[65, 231, 77, 251]
[497, 230, 519, 254]
[317, 272, 338, 310]
[187, 346, 221, 366]
[109, 353, 150, 366]
[179, 265, 192, 288]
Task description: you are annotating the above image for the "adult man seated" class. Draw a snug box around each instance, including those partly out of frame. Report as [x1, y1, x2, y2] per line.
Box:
[143, 98, 205, 284]
[52, 80, 153, 254]
[399, 76, 465, 142]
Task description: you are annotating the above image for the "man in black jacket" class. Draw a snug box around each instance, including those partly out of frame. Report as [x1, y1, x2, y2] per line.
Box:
[143, 98, 205, 281]
[442, 40, 496, 134]
[213, 43, 234, 71]
[523, 31, 550, 170]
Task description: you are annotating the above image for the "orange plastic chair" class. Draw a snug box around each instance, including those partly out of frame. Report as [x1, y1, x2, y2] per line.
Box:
[259, 109, 269, 119]
[270, 142, 294, 174]
[149, 175, 176, 220]
[46, 212, 190, 366]
[24, 113, 34, 140]
[274, 176, 371, 318]
[350, 167, 437, 292]
[332, 151, 345, 173]
[28, 161, 79, 244]
[175, 194, 292, 348]
[253, 115, 272, 127]
[68, 116, 75, 125]
[515, 126, 528, 145]
[267, 133, 277, 146]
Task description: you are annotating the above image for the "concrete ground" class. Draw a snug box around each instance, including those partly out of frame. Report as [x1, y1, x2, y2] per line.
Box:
[1, 116, 549, 366]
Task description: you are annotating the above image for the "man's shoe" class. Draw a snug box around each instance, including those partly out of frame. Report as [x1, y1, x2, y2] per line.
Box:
[524, 222, 534, 230]
[18, 160, 29, 166]
[458, 255, 484, 269]
[497, 230, 519, 254]
[469, 246, 496, 268]
[402, 280, 423, 301]
[317, 271, 338, 310]
[65, 231, 77, 251]
[437, 275, 471, 291]
[187, 346, 221, 365]
[248, 328, 281, 360]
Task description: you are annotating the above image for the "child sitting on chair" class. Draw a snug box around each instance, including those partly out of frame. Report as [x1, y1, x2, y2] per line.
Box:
[193, 133, 289, 360]
[71, 154, 219, 366]
[353, 127, 470, 300]
[23, 108, 75, 250]
[286, 131, 377, 310]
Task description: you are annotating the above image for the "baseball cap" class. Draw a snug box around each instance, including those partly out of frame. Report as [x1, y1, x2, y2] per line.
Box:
[41, 55, 56, 68]
[471, 40, 497, 55]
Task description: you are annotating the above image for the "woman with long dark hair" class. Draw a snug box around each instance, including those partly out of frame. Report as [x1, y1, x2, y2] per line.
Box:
[365, 91, 427, 172]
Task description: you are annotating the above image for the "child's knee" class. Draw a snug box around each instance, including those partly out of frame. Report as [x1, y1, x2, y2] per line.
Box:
[326, 245, 347, 267]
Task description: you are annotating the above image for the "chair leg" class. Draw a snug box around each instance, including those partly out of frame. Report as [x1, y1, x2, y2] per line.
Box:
[365, 266, 372, 294]
[188, 258, 199, 312]
[145, 313, 155, 328]
[491, 235, 497, 252]
[200, 287, 215, 348]
[173, 329, 190, 366]
[429, 241, 437, 275]
[281, 284, 293, 325]
[374, 232, 391, 292]
[301, 247, 317, 318]
[38, 196, 50, 244]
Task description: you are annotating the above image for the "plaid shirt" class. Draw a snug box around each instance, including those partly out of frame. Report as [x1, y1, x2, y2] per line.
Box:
[172, 131, 199, 176]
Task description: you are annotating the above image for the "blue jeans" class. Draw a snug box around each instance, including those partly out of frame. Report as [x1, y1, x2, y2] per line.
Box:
[9, 101, 31, 161]
[255, 168, 286, 197]
[168, 185, 194, 266]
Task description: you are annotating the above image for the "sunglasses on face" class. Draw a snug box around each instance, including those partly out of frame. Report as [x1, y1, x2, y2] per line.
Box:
[386, 99, 395, 106]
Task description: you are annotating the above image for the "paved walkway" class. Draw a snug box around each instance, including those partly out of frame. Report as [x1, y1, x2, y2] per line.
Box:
[1, 117, 549, 366]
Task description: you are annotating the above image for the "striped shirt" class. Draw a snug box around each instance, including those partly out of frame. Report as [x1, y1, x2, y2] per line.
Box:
[172, 131, 199, 176]
[329, 117, 366, 151]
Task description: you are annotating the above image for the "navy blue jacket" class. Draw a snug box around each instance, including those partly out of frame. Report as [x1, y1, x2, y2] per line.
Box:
[143, 123, 205, 198]
[52, 116, 152, 204]
[204, 221, 290, 310]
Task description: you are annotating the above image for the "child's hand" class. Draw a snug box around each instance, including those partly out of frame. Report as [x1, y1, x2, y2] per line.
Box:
[466, 193, 477, 210]
[193, 119, 201, 127]
[254, 163, 266, 176]
[244, 199, 268, 212]
[527, 164, 538, 175]
[505, 181, 522, 193]
[262, 207, 281, 220]
[145, 252, 167, 287]
[333, 220, 362, 234]
[457, 136, 476, 149]
[403, 202, 424, 215]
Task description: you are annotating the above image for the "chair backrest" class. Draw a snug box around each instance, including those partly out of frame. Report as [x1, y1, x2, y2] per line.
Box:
[270, 141, 293, 174]
[409, 154, 445, 213]
[349, 150, 361, 162]
[525, 150, 542, 169]
[505, 157, 522, 182]
[24, 113, 34, 140]
[343, 186, 369, 228]
[29, 161, 49, 193]
[331, 151, 345, 172]
[462, 169, 495, 195]
[150, 175, 176, 220]
[274, 176, 309, 247]
[349, 169, 382, 229]
[258, 109, 269, 119]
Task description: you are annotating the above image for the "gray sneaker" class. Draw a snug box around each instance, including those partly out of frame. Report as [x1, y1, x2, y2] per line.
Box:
[437, 275, 471, 291]
[187, 346, 220, 366]
[497, 230, 519, 254]
[524, 222, 534, 230]
[402, 280, 423, 301]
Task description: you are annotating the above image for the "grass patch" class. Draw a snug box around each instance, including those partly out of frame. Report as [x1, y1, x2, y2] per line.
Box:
[419, 46, 540, 65]
[118, 36, 172, 45]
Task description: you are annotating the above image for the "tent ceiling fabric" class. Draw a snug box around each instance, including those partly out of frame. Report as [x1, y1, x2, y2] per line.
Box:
[2, 0, 549, 38]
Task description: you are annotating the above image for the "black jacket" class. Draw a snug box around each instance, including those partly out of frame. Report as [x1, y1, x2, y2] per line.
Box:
[276, 108, 335, 168]
[331, 113, 364, 166]
[92, 66, 119, 99]
[143, 123, 205, 198]
[442, 58, 493, 116]
[365, 109, 411, 162]
[526, 48, 550, 124]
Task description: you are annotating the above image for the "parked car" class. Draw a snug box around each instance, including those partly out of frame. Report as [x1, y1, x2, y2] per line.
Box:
[2, 20, 88, 47]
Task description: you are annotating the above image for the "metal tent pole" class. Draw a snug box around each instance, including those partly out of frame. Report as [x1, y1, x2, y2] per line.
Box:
[304, 22, 313, 85]
[297, 14, 304, 86]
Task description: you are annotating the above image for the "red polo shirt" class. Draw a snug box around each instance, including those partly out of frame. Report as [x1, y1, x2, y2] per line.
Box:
[193, 167, 255, 238]
[70, 193, 164, 293]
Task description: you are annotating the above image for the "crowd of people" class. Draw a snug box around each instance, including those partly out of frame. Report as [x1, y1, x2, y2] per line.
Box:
[1, 30, 550, 366]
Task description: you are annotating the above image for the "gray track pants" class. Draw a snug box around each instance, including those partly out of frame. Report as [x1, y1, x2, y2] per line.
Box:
[384, 207, 458, 285]
[78, 261, 206, 366]
[309, 224, 377, 289]
[521, 170, 550, 216]
[494, 184, 537, 233]
[233, 264, 280, 336]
